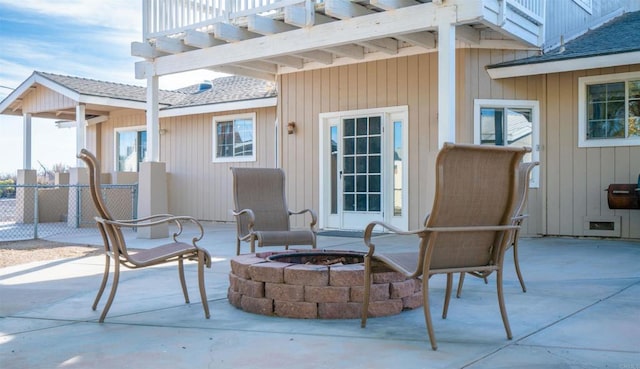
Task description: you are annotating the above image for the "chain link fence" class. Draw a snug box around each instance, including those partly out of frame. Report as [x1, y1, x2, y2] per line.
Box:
[0, 184, 137, 242]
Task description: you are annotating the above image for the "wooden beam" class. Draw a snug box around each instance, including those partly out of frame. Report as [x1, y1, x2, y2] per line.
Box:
[248, 15, 298, 35]
[326, 44, 365, 59]
[131, 41, 169, 58]
[324, 0, 374, 19]
[294, 50, 334, 64]
[284, 4, 334, 27]
[184, 30, 227, 48]
[268, 55, 304, 69]
[145, 2, 471, 76]
[155, 36, 197, 54]
[214, 23, 262, 42]
[395, 31, 436, 49]
[359, 38, 398, 55]
[237, 61, 279, 74]
[455, 25, 480, 45]
[369, 0, 421, 10]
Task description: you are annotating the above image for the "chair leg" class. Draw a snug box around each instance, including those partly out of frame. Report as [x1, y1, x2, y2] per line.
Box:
[92, 255, 111, 311]
[198, 251, 210, 319]
[513, 240, 527, 292]
[178, 257, 190, 303]
[422, 274, 438, 350]
[236, 239, 241, 256]
[496, 268, 513, 340]
[442, 273, 453, 319]
[360, 256, 372, 328]
[456, 272, 465, 298]
[99, 261, 121, 323]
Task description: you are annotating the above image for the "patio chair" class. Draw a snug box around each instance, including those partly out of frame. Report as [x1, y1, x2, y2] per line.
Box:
[77, 149, 211, 323]
[456, 160, 540, 296]
[231, 167, 317, 255]
[360, 143, 530, 350]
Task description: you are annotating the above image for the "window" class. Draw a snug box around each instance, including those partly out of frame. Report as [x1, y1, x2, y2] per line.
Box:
[578, 72, 640, 147]
[212, 113, 256, 162]
[115, 126, 147, 172]
[474, 99, 540, 187]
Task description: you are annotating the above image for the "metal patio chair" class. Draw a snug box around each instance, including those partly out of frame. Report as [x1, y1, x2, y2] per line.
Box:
[456, 160, 540, 296]
[78, 149, 211, 323]
[360, 143, 530, 350]
[231, 167, 317, 255]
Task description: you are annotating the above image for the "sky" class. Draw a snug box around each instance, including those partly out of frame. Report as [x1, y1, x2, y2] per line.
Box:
[0, 1, 220, 175]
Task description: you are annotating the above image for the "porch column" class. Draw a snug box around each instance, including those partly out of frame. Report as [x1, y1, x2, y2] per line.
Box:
[137, 72, 168, 239]
[76, 104, 87, 167]
[146, 74, 160, 162]
[437, 18, 456, 148]
[22, 113, 32, 169]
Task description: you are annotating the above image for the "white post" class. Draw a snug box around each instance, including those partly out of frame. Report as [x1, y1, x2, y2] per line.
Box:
[22, 113, 32, 169]
[146, 73, 160, 162]
[76, 104, 87, 166]
[437, 19, 456, 148]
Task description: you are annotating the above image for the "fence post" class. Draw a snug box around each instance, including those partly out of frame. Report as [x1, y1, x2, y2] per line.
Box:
[33, 184, 39, 239]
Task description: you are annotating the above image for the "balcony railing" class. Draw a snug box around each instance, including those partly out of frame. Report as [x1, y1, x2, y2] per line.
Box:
[142, 0, 546, 40]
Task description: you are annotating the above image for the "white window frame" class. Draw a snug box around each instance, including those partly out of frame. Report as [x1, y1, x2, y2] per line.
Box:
[572, 0, 592, 14]
[578, 71, 640, 148]
[474, 99, 540, 188]
[212, 113, 257, 163]
[114, 125, 146, 172]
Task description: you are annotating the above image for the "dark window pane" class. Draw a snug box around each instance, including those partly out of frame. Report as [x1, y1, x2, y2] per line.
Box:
[343, 194, 355, 211]
[588, 103, 606, 121]
[369, 116, 381, 134]
[356, 118, 368, 135]
[607, 101, 625, 120]
[356, 194, 367, 211]
[344, 119, 355, 136]
[588, 84, 607, 103]
[343, 137, 354, 155]
[587, 120, 607, 139]
[608, 119, 625, 138]
[356, 137, 368, 154]
[344, 175, 354, 192]
[356, 156, 367, 173]
[607, 82, 625, 101]
[369, 156, 381, 174]
[369, 175, 381, 192]
[356, 175, 367, 192]
[343, 156, 354, 174]
[629, 80, 640, 99]
[369, 194, 381, 211]
[369, 136, 381, 154]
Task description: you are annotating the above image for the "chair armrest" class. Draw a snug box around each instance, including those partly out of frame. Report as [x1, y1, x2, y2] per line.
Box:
[98, 215, 204, 243]
[363, 221, 429, 257]
[232, 208, 256, 236]
[289, 208, 318, 231]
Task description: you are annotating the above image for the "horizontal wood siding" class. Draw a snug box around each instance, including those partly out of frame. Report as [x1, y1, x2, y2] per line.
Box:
[99, 107, 276, 222]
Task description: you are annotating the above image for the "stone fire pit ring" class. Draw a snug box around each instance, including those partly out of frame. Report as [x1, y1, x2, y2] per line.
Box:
[228, 249, 423, 319]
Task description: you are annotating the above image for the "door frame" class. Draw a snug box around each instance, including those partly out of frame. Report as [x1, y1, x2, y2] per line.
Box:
[318, 106, 409, 231]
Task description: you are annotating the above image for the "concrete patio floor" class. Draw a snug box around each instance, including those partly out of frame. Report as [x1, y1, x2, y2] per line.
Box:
[1, 222, 639, 369]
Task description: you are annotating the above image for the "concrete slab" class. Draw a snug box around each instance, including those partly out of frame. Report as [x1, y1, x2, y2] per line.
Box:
[1, 224, 639, 369]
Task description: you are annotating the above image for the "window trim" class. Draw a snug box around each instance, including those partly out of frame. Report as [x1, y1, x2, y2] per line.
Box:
[578, 71, 640, 148]
[212, 112, 257, 163]
[473, 99, 540, 188]
[114, 125, 146, 172]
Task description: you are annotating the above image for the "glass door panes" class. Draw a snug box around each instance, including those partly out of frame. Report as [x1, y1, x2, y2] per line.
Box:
[342, 116, 382, 213]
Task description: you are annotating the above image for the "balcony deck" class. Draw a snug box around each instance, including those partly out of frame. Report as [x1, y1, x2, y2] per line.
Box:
[134, 0, 545, 80]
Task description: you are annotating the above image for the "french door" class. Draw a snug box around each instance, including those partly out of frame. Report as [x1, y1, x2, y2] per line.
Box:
[320, 107, 408, 231]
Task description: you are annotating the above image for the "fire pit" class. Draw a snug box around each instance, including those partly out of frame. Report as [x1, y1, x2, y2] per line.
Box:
[228, 250, 423, 319]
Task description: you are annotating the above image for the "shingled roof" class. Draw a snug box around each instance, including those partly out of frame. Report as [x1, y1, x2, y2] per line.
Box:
[35, 71, 277, 110]
[488, 10, 640, 73]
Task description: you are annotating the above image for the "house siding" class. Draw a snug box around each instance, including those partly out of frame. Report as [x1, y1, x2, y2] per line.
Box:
[21, 86, 75, 113]
[278, 50, 640, 239]
[98, 106, 277, 222]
